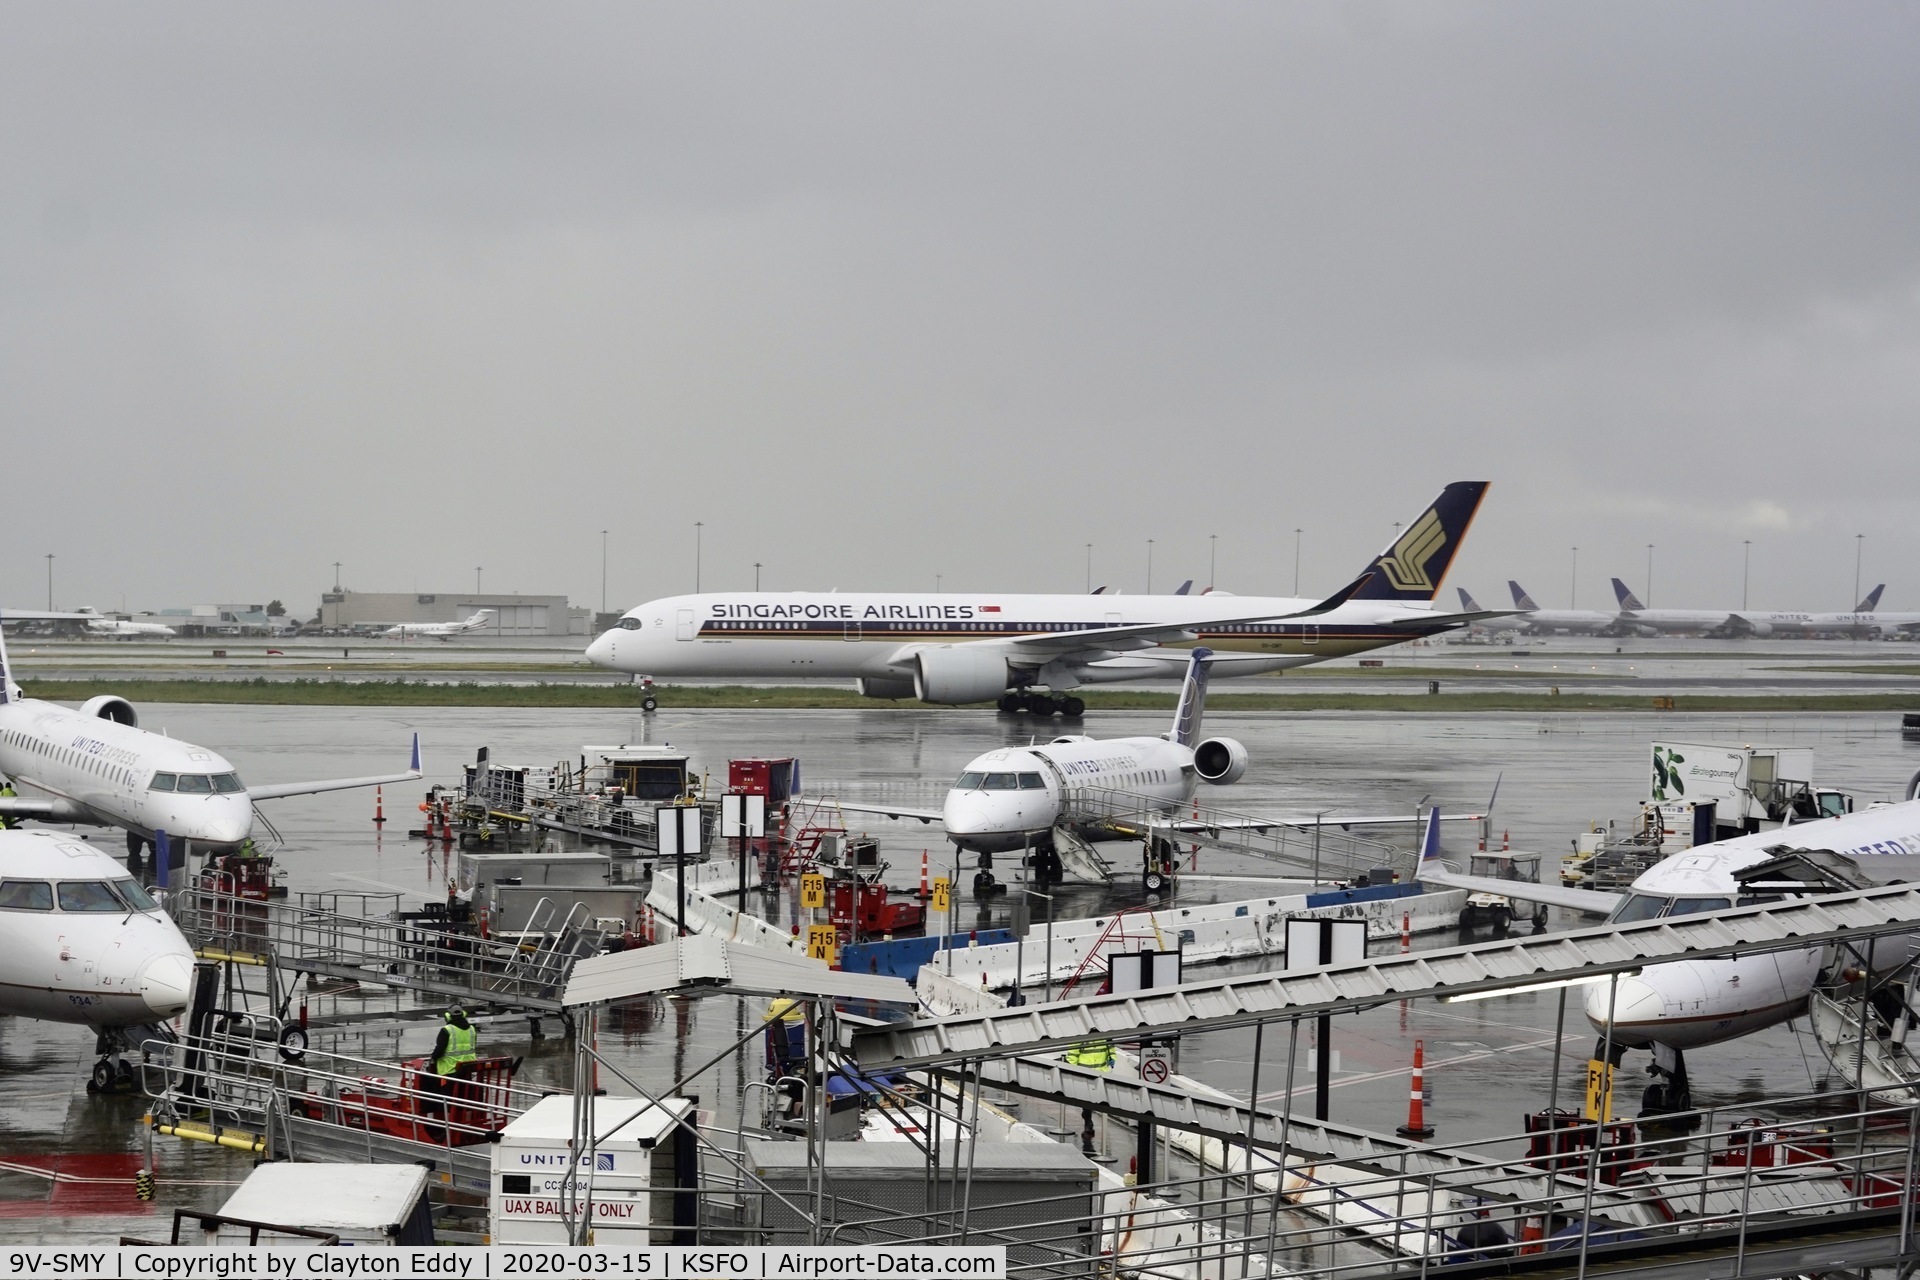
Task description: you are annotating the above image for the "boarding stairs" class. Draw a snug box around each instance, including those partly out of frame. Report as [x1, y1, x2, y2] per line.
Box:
[169, 885, 608, 1016]
[144, 1011, 543, 1197]
[1059, 786, 1416, 882]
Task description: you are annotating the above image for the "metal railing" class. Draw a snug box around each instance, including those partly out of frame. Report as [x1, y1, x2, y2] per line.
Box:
[1060, 787, 1415, 882]
[170, 885, 606, 1012]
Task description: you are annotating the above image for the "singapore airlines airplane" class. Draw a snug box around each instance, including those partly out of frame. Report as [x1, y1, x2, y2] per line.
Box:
[1417, 789, 1920, 1114]
[0, 827, 197, 1092]
[383, 609, 494, 641]
[0, 620, 422, 857]
[589, 482, 1499, 713]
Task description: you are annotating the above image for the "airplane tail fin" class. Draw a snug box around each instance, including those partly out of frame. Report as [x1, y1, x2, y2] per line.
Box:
[1611, 578, 1646, 611]
[1339, 481, 1489, 603]
[1858, 584, 1885, 612]
[1173, 580, 1193, 596]
[1456, 587, 1483, 612]
[1169, 647, 1214, 748]
[1508, 580, 1541, 611]
[0, 611, 12, 705]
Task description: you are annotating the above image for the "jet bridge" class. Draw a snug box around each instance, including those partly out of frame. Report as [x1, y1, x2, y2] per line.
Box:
[848, 880, 1920, 1069]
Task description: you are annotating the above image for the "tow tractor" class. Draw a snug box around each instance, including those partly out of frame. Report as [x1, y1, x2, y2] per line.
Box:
[1458, 852, 1549, 930]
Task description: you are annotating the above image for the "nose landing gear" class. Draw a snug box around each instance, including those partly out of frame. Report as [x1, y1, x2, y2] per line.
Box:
[86, 1025, 169, 1096]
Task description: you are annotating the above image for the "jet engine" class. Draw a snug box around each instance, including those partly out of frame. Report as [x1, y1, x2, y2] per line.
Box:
[856, 676, 918, 700]
[913, 648, 1012, 705]
[1193, 736, 1248, 784]
[78, 695, 138, 727]
[1745, 620, 1773, 637]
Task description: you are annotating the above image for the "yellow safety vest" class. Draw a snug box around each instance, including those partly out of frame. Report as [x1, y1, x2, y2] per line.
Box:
[435, 1023, 478, 1075]
[1065, 1040, 1115, 1070]
[766, 998, 806, 1026]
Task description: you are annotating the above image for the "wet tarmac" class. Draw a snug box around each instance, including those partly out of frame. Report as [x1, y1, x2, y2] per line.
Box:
[4, 703, 1918, 1241]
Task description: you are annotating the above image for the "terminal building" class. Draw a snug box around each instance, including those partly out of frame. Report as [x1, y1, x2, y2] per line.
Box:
[317, 591, 590, 637]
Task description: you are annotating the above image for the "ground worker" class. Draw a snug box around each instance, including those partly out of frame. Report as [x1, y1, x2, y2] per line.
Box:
[764, 997, 807, 1078]
[0, 782, 15, 829]
[432, 1008, 478, 1077]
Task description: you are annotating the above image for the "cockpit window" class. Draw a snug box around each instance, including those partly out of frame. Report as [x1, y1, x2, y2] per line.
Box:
[149, 772, 177, 792]
[57, 881, 125, 912]
[617, 617, 642, 630]
[1609, 894, 1669, 924]
[212, 773, 245, 793]
[175, 774, 214, 794]
[0, 880, 53, 911]
[982, 773, 1018, 790]
[1667, 897, 1731, 918]
[956, 771, 985, 789]
[1018, 772, 1046, 790]
[110, 878, 158, 912]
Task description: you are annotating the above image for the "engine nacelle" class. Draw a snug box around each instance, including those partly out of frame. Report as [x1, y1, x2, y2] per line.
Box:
[1192, 736, 1248, 784]
[913, 648, 1012, 705]
[1746, 620, 1773, 637]
[856, 676, 918, 700]
[79, 695, 138, 727]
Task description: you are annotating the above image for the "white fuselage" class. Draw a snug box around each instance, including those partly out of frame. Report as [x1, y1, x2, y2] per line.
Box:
[942, 735, 1195, 853]
[1733, 609, 1920, 638]
[588, 592, 1458, 686]
[85, 619, 176, 639]
[0, 698, 254, 848]
[1586, 799, 1920, 1050]
[1613, 608, 1739, 636]
[0, 829, 196, 1028]
[1518, 609, 1621, 636]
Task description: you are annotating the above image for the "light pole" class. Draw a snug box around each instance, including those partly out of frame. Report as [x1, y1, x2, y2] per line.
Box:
[695, 522, 704, 593]
[1209, 534, 1217, 592]
[475, 566, 482, 595]
[1569, 547, 1578, 609]
[754, 562, 762, 591]
[1293, 529, 1303, 595]
[45, 554, 53, 610]
[1742, 540, 1751, 610]
[600, 530, 608, 615]
[1645, 544, 1654, 608]
[1146, 539, 1154, 594]
[332, 561, 342, 592]
[935, 574, 942, 593]
[1855, 534, 1865, 610]
[1085, 544, 1092, 593]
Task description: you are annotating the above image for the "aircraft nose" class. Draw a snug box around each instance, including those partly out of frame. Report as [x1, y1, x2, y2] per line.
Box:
[586, 632, 615, 667]
[1585, 974, 1665, 1033]
[943, 791, 999, 835]
[139, 952, 195, 1019]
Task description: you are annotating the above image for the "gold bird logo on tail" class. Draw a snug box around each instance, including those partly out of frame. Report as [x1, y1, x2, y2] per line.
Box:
[1375, 510, 1447, 592]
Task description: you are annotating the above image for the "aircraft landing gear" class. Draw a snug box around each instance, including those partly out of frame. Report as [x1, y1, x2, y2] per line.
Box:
[1143, 838, 1177, 894]
[1642, 1045, 1693, 1117]
[87, 1027, 158, 1095]
[997, 692, 1086, 718]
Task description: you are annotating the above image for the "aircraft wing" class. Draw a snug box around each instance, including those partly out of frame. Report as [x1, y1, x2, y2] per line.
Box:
[249, 734, 423, 802]
[0, 610, 105, 622]
[1412, 804, 1622, 915]
[834, 800, 945, 826]
[1157, 811, 1489, 834]
[0, 795, 93, 822]
[957, 574, 1378, 661]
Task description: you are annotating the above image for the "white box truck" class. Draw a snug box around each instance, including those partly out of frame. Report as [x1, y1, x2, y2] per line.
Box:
[1649, 742, 1849, 838]
[491, 1094, 695, 1245]
[209, 1163, 434, 1245]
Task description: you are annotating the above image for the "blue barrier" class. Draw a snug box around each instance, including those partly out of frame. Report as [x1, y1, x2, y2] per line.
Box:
[1303, 881, 1425, 909]
[840, 929, 1018, 979]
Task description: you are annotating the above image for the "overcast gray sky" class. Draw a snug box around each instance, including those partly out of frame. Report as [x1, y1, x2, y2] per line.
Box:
[3, 3, 1916, 618]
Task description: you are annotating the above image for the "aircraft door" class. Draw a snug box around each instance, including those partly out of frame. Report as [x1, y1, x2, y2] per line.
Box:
[1105, 613, 1122, 627]
[675, 609, 696, 641]
[843, 621, 862, 642]
[1301, 625, 1319, 646]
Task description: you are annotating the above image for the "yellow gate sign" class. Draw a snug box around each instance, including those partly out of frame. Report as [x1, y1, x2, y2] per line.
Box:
[931, 876, 951, 913]
[800, 873, 826, 909]
[806, 924, 838, 965]
[1584, 1058, 1615, 1124]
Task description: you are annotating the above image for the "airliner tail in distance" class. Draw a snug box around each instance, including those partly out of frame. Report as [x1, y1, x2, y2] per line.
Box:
[1509, 580, 1541, 612]
[1612, 578, 1647, 611]
[1859, 584, 1886, 612]
[1456, 587, 1484, 612]
[1343, 481, 1489, 603]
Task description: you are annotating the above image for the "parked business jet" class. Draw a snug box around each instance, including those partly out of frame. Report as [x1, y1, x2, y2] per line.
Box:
[383, 609, 494, 641]
[74, 607, 176, 639]
[589, 482, 1501, 713]
[1504, 582, 1623, 636]
[1417, 789, 1920, 1113]
[0, 621, 421, 855]
[0, 827, 198, 1091]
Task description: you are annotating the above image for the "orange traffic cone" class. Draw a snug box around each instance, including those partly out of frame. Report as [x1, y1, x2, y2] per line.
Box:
[1503, 829, 1511, 852]
[1396, 1039, 1435, 1138]
[1401, 911, 1411, 955]
[373, 785, 386, 825]
[920, 850, 930, 899]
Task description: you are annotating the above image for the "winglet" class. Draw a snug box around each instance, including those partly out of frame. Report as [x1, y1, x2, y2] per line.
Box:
[1612, 578, 1646, 611]
[1169, 647, 1214, 747]
[1508, 580, 1540, 612]
[409, 732, 422, 774]
[1414, 805, 1443, 880]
